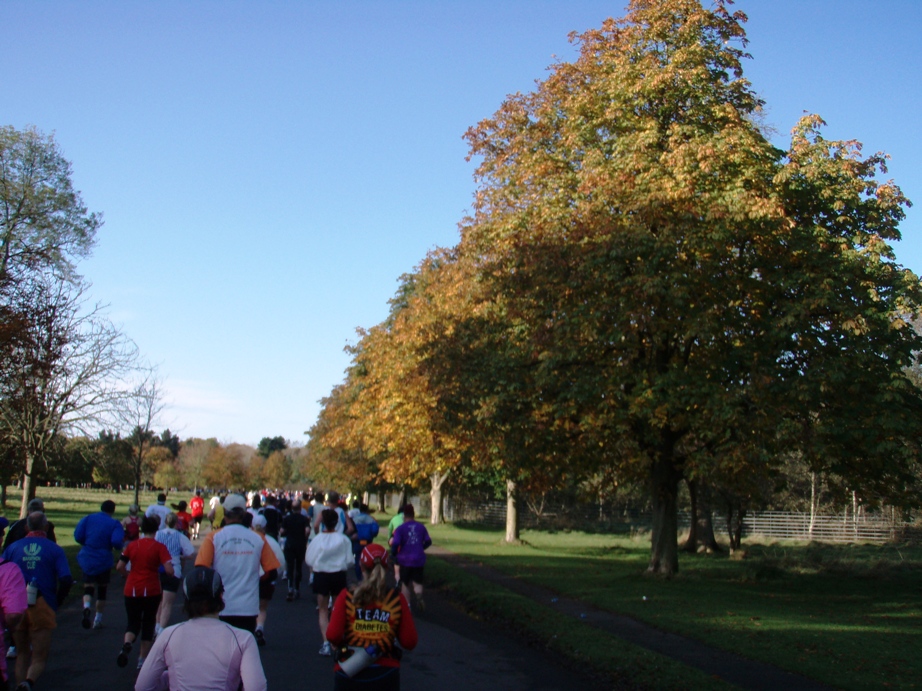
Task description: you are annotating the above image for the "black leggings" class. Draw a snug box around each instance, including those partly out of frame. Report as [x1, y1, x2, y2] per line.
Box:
[334, 666, 400, 691]
[124, 594, 162, 641]
[285, 545, 306, 589]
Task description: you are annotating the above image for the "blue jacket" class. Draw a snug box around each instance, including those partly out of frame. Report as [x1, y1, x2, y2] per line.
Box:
[2, 536, 72, 610]
[74, 512, 125, 576]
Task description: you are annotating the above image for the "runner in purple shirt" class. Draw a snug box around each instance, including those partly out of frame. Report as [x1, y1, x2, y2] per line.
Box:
[389, 504, 431, 612]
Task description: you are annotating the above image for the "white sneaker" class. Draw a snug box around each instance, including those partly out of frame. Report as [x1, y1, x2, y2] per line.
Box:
[6, 645, 16, 659]
[319, 641, 333, 656]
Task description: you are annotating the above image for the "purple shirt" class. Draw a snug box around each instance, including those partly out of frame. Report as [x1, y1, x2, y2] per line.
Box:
[390, 520, 431, 568]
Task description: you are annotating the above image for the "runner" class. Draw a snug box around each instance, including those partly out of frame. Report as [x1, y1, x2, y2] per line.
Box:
[121, 505, 141, 547]
[144, 494, 171, 530]
[2, 512, 73, 691]
[326, 544, 417, 690]
[73, 500, 124, 630]
[116, 515, 174, 670]
[251, 515, 284, 647]
[389, 505, 431, 612]
[189, 491, 205, 540]
[194, 494, 280, 634]
[0, 553, 26, 689]
[306, 509, 354, 656]
[154, 513, 195, 636]
[134, 567, 267, 691]
[280, 499, 309, 601]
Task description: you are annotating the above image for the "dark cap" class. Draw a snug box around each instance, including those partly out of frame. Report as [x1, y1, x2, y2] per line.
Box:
[183, 566, 224, 603]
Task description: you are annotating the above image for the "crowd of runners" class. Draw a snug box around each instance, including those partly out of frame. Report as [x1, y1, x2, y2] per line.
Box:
[0, 489, 432, 691]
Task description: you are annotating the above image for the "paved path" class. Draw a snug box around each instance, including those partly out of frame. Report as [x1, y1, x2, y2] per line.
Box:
[14, 558, 605, 691]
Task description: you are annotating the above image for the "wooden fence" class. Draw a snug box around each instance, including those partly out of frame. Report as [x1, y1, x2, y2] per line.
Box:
[442, 499, 917, 544]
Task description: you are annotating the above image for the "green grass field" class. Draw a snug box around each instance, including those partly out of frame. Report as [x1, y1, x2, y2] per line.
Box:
[5, 488, 917, 689]
[1, 486, 168, 579]
[426, 523, 922, 690]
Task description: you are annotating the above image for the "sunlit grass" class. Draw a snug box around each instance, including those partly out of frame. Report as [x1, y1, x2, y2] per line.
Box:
[428, 523, 922, 690]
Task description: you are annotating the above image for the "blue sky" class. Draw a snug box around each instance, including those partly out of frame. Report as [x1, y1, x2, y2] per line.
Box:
[3, 1, 920, 446]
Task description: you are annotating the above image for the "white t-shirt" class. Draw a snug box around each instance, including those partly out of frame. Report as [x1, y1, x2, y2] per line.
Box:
[196, 524, 281, 617]
[258, 533, 286, 581]
[306, 531, 353, 574]
[145, 503, 172, 529]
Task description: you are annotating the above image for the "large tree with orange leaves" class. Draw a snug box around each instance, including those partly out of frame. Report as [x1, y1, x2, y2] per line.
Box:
[446, 0, 922, 573]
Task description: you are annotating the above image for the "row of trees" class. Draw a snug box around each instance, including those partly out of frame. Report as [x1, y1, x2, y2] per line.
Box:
[304, 0, 922, 574]
[4, 431, 309, 506]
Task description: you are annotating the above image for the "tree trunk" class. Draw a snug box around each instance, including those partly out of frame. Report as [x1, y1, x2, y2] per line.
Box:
[809, 472, 817, 538]
[727, 504, 745, 551]
[429, 470, 450, 525]
[505, 478, 519, 543]
[20, 451, 35, 519]
[396, 487, 408, 513]
[681, 478, 699, 552]
[697, 483, 721, 553]
[648, 457, 681, 575]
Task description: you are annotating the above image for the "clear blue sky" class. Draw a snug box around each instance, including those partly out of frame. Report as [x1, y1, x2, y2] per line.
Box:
[3, 1, 920, 446]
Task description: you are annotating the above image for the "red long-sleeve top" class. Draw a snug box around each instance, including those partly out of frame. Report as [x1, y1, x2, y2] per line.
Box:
[326, 588, 418, 669]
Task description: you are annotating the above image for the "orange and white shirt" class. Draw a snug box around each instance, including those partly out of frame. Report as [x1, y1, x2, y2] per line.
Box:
[195, 524, 281, 617]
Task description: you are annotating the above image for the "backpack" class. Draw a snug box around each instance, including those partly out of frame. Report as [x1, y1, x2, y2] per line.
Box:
[125, 516, 140, 541]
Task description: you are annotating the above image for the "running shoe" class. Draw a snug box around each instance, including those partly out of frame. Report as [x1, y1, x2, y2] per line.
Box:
[6, 645, 15, 659]
[286, 590, 294, 602]
[82, 607, 92, 629]
[15, 681, 32, 691]
[117, 642, 132, 668]
[319, 641, 333, 656]
[93, 619, 103, 630]
[255, 629, 266, 647]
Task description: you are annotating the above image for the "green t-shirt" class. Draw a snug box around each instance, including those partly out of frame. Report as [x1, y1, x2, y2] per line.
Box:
[387, 512, 404, 539]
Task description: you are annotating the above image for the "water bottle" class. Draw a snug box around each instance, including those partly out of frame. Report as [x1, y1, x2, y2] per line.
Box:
[339, 644, 379, 678]
[26, 579, 38, 606]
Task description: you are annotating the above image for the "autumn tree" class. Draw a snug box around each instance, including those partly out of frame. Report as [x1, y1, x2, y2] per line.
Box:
[178, 437, 217, 489]
[263, 450, 291, 489]
[445, 0, 922, 573]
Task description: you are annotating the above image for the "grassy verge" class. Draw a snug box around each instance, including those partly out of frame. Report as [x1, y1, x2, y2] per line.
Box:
[427, 523, 922, 691]
[426, 555, 732, 690]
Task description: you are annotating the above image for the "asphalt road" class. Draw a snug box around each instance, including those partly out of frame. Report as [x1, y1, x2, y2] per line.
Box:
[11, 562, 604, 691]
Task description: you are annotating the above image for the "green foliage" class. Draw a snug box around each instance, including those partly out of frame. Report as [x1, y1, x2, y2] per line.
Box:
[256, 436, 287, 458]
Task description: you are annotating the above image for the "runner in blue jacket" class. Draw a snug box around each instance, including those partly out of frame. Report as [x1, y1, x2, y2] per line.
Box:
[74, 500, 124, 630]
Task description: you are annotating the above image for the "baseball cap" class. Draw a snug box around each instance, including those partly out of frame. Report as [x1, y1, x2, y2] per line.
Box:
[251, 514, 267, 529]
[360, 543, 389, 570]
[223, 494, 247, 512]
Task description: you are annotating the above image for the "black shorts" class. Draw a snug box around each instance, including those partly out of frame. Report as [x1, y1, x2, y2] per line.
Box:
[159, 573, 181, 593]
[311, 571, 347, 598]
[83, 569, 112, 585]
[259, 580, 275, 601]
[192, 515, 203, 525]
[400, 566, 425, 586]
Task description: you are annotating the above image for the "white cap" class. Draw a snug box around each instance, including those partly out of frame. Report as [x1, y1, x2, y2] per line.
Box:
[251, 514, 267, 529]
[223, 494, 247, 512]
